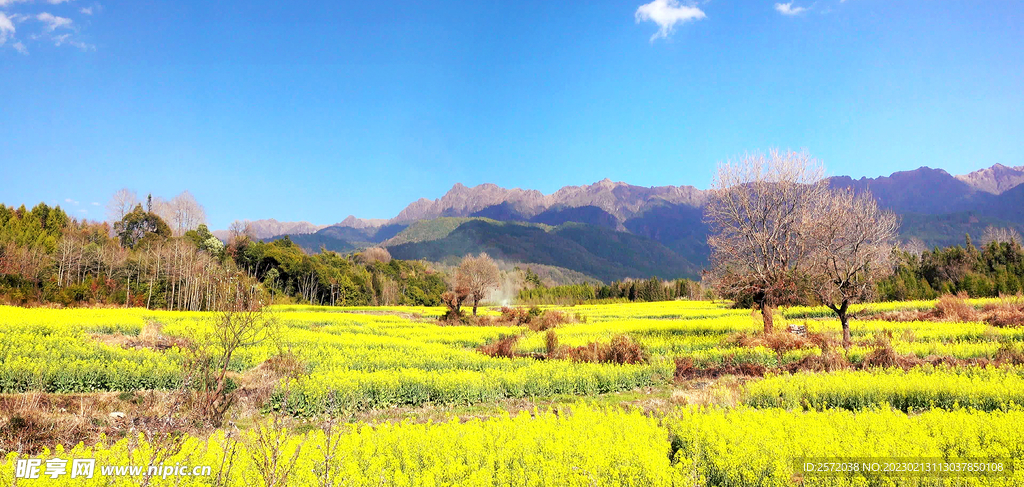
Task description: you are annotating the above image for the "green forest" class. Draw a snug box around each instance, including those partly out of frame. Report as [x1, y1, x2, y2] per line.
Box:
[0, 202, 445, 309]
[3, 200, 1024, 310]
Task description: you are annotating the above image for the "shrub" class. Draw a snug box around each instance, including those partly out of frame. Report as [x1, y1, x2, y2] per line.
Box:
[935, 292, 978, 321]
[478, 335, 520, 359]
[568, 335, 648, 365]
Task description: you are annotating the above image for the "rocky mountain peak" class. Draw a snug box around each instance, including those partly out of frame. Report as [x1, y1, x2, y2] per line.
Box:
[956, 163, 1024, 195]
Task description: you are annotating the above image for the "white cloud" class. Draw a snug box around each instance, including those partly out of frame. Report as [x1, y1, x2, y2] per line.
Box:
[13, 40, 26, 53]
[0, 0, 31, 6]
[90, 202, 100, 206]
[0, 12, 14, 46]
[69, 38, 92, 50]
[635, 0, 706, 42]
[65, 198, 79, 205]
[774, 3, 808, 16]
[79, 6, 91, 15]
[47, 0, 74, 4]
[37, 12, 72, 31]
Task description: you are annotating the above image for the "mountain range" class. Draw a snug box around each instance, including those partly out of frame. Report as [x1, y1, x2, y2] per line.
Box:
[220, 163, 1024, 283]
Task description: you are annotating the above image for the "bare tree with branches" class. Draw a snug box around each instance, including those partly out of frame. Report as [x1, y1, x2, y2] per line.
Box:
[455, 253, 500, 316]
[184, 274, 276, 426]
[808, 188, 899, 347]
[981, 226, 1023, 247]
[704, 150, 828, 333]
[106, 188, 139, 222]
[357, 247, 392, 265]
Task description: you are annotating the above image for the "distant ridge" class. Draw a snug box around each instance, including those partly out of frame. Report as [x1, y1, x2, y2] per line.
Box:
[955, 164, 1024, 195]
[217, 162, 1024, 282]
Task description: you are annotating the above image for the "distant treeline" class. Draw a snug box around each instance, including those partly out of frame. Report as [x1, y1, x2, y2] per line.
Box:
[0, 202, 446, 309]
[517, 272, 708, 305]
[518, 235, 1024, 306]
[878, 235, 1024, 301]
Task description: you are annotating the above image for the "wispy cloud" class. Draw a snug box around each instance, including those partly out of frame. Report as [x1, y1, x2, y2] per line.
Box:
[79, 6, 91, 15]
[13, 40, 26, 53]
[65, 198, 79, 205]
[90, 201, 100, 206]
[0, 12, 14, 46]
[36, 12, 72, 31]
[635, 0, 706, 43]
[774, 3, 808, 16]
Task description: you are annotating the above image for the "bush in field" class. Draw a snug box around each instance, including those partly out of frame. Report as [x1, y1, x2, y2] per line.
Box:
[935, 292, 978, 321]
[568, 335, 648, 365]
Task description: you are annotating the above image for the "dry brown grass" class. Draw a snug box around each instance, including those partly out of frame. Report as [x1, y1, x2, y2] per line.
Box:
[981, 297, 1024, 328]
[236, 352, 308, 415]
[862, 294, 1024, 327]
[0, 391, 192, 455]
[935, 292, 979, 321]
[673, 356, 766, 380]
[544, 330, 564, 360]
[566, 335, 649, 365]
[442, 306, 576, 331]
[478, 335, 521, 359]
[727, 328, 822, 366]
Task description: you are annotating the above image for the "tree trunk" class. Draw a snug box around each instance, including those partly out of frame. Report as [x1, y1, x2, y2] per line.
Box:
[829, 299, 852, 349]
[839, 300, 851, 349]
[759, 299, 774, 334]
[472, 298, 479, 316]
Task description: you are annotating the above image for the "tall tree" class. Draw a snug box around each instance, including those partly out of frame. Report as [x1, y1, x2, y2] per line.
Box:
[106, 188, 139, 222]
[115, 204, 172, 249]
[704, 150, 828, 333]
[455, 253, 500, 316]
[808, 188, 899, 347]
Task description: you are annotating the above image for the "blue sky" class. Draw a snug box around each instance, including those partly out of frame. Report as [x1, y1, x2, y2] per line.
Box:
[1, 0, 1022, 229]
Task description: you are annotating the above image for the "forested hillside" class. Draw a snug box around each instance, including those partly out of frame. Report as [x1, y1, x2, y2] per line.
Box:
[0, 201, 446, 308]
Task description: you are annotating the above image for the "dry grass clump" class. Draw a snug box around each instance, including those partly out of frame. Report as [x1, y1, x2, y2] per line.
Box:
[566, 335, 649, 365]
[994, 341, 1024, 365]
[238, 352, 308, 411]
[126, 321, 190, 351]
[478, 335, 521, 359]
[935, 292, 979, 321]
[727, 328, 820, 366]
[981, 296, 1024, 328]
[0, 391, 190, 455]
[673, 356, 766, 380]
[447, 306, 577, 330]
[860, 332, 902, 368]
[544, 330, 564, 360]
[494, 306, 576, 331]
[865, 293, 1024, 327]
[783, 333, 850, 373]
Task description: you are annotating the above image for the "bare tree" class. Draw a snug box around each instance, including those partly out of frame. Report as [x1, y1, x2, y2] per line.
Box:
[357, 247, 392, 265]
[902, 237, 928, 257]
[440, 285, 471, 320]
[228, 220, 254, 241]
[106, 188, 139, 222]
[150, 191, 207, 236]
[184, 274, 275, 426]
[808, 188, 899, 348]
[704, 150, 828, 333]
[170, 191, 207, 236]
[455, 253, 500, 316]
[981, 226, 1022, 247]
